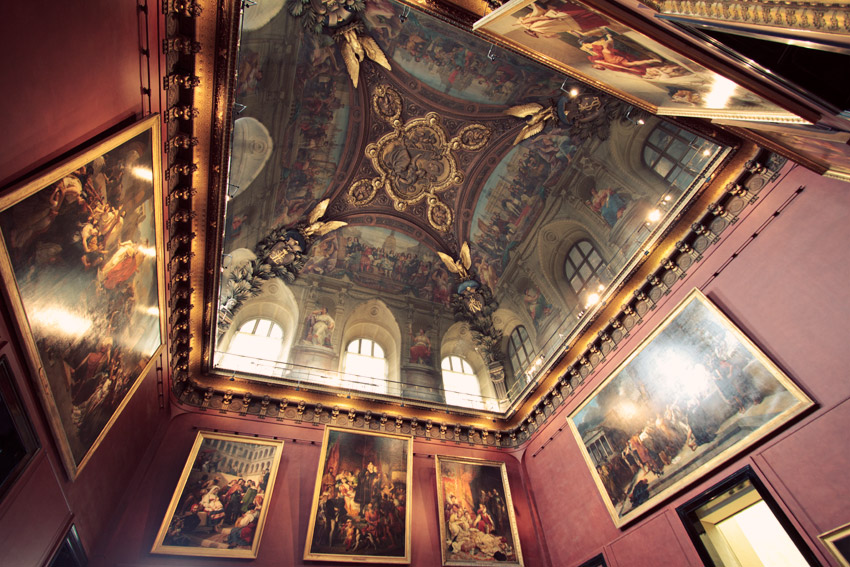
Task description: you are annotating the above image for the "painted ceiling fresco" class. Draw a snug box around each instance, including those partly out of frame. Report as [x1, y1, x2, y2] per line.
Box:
[216, 0, 728, 404]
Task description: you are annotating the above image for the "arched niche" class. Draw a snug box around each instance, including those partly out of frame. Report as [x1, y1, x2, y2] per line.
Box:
[338, 299, 402, 396]
[215, 278, 299, 376]
[439, 322, 497, 409]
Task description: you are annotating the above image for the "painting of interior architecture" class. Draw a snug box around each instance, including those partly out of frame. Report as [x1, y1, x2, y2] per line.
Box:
[568, 289, 813, 527]
[151, 431, 284, 558]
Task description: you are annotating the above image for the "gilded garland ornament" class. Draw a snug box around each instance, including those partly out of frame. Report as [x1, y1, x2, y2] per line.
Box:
[349, 85, 491, 232]
[218, 200, 346, 332]
[438, 243, 504, 364]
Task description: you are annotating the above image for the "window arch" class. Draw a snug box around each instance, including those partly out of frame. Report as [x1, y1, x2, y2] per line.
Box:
[643, 122, 716, 190]
[508, 325, 533, 378]
[219, 317, 284, 374]
[441, 355, 485, 409]
[342, 338, 388, 394]
[565, 239, 605, 299]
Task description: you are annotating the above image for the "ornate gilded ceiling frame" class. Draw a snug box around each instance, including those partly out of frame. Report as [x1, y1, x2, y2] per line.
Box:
[181, 0, 788, 449]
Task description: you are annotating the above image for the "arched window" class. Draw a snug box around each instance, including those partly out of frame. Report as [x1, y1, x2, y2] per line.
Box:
[565, 240, 605, 299]
[441, 356, 485, 409]
[219, 317, 283, 374]
[342, 338, 388, 394]
[643, 122, 716, 190]
[508, 325, 533, 378]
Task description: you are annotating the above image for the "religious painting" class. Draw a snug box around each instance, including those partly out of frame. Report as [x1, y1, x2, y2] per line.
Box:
[435, 456, 524, 566]
[821, 522, 850, 567]
[409, 328, 433, 365]
[304, 304, 336, 348]
[304, 426, 413, 563]
[473, 0, 804, 122]
[522, 284, 553, 331]
[568, 289, 813, 527]
[151, 431, 284, 558]
[0, 356, 39, 502]
[0, 115, 165, 479]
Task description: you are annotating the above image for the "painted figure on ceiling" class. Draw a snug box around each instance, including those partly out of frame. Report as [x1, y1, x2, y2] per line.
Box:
[515, 1, 608, 39]
[588, 186, 629, 227]
[409, 329, 432, 364]
[305, 306, 335, 347]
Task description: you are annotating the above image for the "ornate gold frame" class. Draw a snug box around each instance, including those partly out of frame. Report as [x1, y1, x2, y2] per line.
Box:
[0, 114, 166, 479]
[435, 455, 524, 566]
[304, 425, 413, 563]
[150, 431, 285, 558]
[567, 288, 814, 528]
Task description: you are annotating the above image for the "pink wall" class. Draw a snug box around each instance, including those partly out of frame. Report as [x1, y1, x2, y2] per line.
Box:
[522, 164, 850, 567]
[0, 0, 167, 561]
[96, 411, 546, 566]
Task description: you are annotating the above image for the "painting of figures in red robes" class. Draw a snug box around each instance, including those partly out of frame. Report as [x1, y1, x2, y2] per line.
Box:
[435, 455, 524, 566]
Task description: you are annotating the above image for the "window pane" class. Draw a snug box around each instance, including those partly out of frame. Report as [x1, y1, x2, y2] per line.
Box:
[655, 157, 674, 178]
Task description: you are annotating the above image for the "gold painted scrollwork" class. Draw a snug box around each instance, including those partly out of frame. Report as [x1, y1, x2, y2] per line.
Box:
[453, 124, 491, 151]
[349, 85, 492, 231]
[372, 84, 402, 124]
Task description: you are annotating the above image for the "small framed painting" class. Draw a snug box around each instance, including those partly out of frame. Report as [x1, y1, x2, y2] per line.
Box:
[304, 426, 413, 563]
[435, 455, 523, 566]
[0, 114, 165, 479]
[568, 288, 813, 527]
[151, 431, 285, 559]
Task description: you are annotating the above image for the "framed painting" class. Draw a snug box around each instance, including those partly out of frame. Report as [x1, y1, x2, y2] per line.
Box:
[568, 288, 813, 527]
[473, 0, 805, 122]
[304, 426, 413, 563]
[821, 522, 850, 567]
[435, 455, 523, 566]
[151, 431, 284, 558]
[0, 114, 165, 479]
[0, 355, 39, 503]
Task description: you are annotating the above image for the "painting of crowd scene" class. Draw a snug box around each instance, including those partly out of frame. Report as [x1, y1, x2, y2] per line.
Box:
[475, 0, 797, 119]
[0, 117, 163, 477]
[469, 136, 577, 290]
[302, 226, 453, 306]
[436, 456, 524, 566]
[569, 290, 813, 527]
[366, 0, 564, 105]
[305, 427, 412, 563]
[151, 432, 284, 558]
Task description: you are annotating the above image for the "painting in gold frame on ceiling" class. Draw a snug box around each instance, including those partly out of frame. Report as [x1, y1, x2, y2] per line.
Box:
[567, 289, 813, 528]
[0, 114, 165, 479]
[304, 426, 413, 563]
[473, 0, 805, 123]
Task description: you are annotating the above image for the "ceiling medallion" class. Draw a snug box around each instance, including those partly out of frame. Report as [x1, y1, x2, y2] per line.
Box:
[348, 85, 491, 232]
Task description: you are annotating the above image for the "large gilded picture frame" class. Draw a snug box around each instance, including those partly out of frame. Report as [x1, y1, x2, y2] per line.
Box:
[151, 431, 285, 558]
[568, 288, 813, 527]
[0, 115, 165, 479]
[473, 0, 804, 123]
[304, 426, 413, 563]
[435, 455, 524, 566]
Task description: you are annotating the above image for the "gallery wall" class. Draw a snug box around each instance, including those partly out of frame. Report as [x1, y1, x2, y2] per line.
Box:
[521, 163, 850, 567]
[96, 411, 546, 566]
[0, 0, 170, 563]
